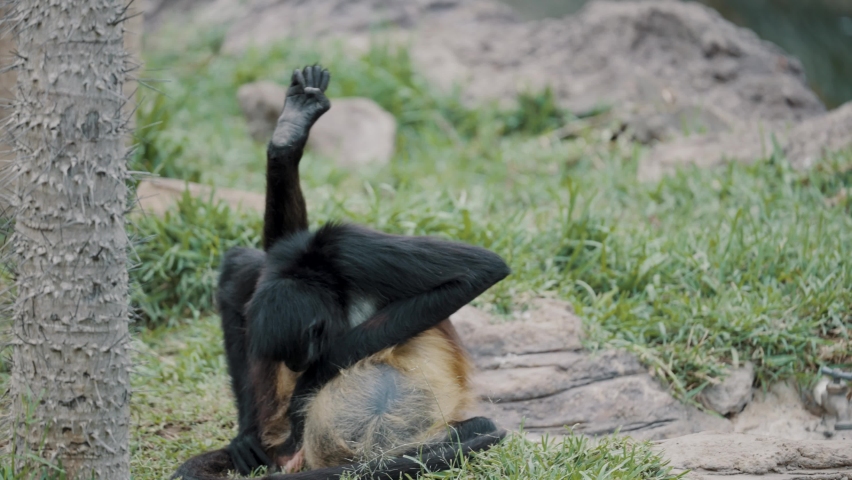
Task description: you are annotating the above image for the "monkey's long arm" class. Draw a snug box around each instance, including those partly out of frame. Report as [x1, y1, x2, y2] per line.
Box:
[335, 226, 511, 368]
[280, 225, 510, 451]
[263, 65, 330, 250]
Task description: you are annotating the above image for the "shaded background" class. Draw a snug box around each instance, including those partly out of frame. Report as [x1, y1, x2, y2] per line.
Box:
[498, 0, 852, 108]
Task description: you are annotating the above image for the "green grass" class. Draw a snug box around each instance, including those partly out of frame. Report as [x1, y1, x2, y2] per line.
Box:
[435, 430, 681, 480]
[2, 16, 851, 480]
[129, 191, 263, 325]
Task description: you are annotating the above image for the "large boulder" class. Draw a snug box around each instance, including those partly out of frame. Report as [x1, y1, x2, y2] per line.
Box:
[417, 0, 823, 131]
[236, 81, 285, 143]
[307, 97, 397, 168]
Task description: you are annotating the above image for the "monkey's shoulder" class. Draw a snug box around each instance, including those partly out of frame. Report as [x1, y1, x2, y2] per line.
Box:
[264, 223, 377, 285]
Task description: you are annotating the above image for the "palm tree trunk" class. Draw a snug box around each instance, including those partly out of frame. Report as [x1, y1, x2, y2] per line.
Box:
[9, 0, 131, 478]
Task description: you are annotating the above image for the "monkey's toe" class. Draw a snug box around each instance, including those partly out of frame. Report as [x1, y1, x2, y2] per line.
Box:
[280, 448, 305, 473]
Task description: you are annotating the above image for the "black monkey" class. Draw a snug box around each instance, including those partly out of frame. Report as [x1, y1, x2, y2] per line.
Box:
[171, 65, 509, 480]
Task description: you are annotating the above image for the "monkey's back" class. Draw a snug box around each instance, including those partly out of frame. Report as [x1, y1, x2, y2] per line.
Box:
[300, 323, 475, 469]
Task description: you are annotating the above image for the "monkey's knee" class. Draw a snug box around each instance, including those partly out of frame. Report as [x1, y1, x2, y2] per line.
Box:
[218, 247, 265, 312]
[219, 247, 265, 287]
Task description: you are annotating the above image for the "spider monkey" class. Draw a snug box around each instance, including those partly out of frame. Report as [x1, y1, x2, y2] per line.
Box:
[171, 65, 510, 480]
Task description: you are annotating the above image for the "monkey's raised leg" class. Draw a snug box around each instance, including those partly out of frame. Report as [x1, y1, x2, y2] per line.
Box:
[220, 65, 332, 476]
[263, 64, 330, 250]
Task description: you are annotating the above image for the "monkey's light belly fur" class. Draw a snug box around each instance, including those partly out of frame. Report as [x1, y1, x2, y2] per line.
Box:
[299, 328, 475, 468]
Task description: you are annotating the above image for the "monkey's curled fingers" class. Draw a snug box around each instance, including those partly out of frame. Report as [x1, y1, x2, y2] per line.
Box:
[272, 65, 331, 145]
[226, 433, 274, 475]
[288, 64, 331, 95]
[274, 65, 332, 146]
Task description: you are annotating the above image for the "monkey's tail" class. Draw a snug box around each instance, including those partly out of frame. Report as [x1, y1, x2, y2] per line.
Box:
[266, 428, 507, 480]
[170, 448, 235, 480]
[171, 429, 506, 480]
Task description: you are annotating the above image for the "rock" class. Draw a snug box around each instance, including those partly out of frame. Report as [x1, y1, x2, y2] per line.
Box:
[452, 299, 732, 441]
[236, 81, 285, 143]
[698, 362, 755, 416]
[784, 100, 852, 169]
[478, 372, 731, 440]
[150, 0, 823, 139]
[640, 101, 852, 181]
[142, 0, 247, 33]
[134, 177, 265, 216]
[452, 299, 583, 358]
[220, 0, 442, 55]
[307, 97, 397, 168]
[419, 0, 824, 131]
[653, 432, 852, 478]
[236, 82, 397, 167]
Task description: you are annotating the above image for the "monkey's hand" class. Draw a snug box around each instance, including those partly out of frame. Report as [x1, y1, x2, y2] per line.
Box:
[279, 360, 341, 454]
[226, 431, 274, 475]
[271, 64, 331, 148]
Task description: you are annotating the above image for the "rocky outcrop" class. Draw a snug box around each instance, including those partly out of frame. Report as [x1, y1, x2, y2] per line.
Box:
[653, 432, 852, 479]
[147, 0, 824, 141]
[411, 0, 824, 135]
[452, 299, 731, 441]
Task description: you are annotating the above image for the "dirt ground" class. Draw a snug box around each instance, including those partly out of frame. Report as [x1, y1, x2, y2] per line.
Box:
[730, 381, 849, 442]
[659, 381, 851, 479]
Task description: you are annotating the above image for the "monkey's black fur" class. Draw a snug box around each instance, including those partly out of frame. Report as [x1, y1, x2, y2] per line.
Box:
[257, 221, 509, 457]
[249, 223, 508, 375]
[170, 64, 509, 480]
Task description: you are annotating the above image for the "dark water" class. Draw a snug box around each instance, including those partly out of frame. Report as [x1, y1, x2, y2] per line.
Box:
[498, 0, 852, 108]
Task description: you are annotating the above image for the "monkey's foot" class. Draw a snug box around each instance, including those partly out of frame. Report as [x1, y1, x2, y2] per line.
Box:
[280, 449, 305, 473]
[271, 64, 331, 147]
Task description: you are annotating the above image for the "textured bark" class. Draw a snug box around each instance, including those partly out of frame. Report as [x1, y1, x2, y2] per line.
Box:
[9, 0, 131, 478]
[0, 6, 18, 215]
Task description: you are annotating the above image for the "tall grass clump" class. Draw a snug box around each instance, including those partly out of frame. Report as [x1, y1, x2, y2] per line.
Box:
[130, 192, 261, 326]
[425, 430, 682, 480]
